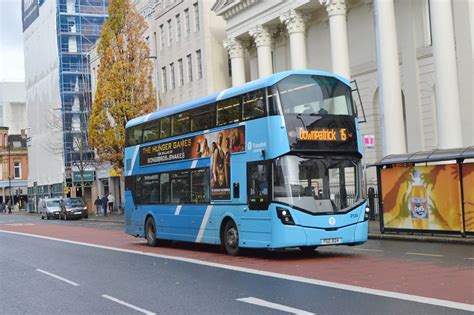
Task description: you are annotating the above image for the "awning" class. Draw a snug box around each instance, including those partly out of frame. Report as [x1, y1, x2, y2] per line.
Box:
[0, 181, 28, 188]
[372, 146, 474, 166]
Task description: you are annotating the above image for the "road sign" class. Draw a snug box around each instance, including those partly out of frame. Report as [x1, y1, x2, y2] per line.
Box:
[364, 135, 375, 149]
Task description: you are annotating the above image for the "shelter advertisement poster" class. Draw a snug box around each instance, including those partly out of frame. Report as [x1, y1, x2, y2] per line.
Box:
[381, 165, 463, 232]
[462, 163, 474, 232]
[139, 126, 245, 200]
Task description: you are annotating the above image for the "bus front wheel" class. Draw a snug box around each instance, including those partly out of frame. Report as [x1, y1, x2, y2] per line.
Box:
[223, 220, 240, 256]
[145, 217, 157, 247]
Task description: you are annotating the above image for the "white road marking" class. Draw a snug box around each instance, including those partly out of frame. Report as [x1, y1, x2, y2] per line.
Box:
[102, 295, 156, 315]
[352, 248, 383, 252]
[195, 205, 213, 243]
[406, 252, 444, 257]
[5, 223, 35, 226]
[36, 269, 79, 286]
[2, 230, 473, 312]
[237, 297, 314, 315]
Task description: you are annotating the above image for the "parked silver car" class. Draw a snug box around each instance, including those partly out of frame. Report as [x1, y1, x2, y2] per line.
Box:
[38, 198, 62, 220]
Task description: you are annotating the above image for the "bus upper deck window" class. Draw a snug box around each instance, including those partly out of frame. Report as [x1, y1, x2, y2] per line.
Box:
[143, 121, 160, 142]
[243, 90, 266, 120]
[160, 117, 171, 138]
[217, 97, 241, 126]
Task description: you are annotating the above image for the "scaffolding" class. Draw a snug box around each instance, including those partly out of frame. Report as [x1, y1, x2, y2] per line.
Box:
[56, 0, 108, 168]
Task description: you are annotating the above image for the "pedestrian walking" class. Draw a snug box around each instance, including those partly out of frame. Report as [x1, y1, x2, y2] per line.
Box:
[0, 202, 5, 214]
[108, 192, 115, 213]
[94, 196, 102, 216]
[7, 200, 12, 214]
[101, 195, 108, 217]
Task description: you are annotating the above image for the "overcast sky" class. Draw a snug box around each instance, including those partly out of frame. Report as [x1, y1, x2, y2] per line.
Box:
[0, 0, 25, 82]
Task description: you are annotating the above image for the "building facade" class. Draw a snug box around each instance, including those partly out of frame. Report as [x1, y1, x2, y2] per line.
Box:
[0, 128, 29, 208]
[88, 0, 230, 208]
[0, 82, 28, 134]
[212, 0, 474, 186]
[22, 0, 108, 212]
[140, 0, 230, 107]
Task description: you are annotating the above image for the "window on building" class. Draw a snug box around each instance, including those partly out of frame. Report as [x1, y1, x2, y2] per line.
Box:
[187, 54, 193, 82]
[176, 14, 181, 42]
[161, 66, 167, 92]
[14, 161, 21, 179]
[196, 50, 202, 79]
[159, 24, 164, 50]
[170, 62, 175, 89]
[193, 2, 200, 32]
[167, 19, 172, 46]
[184, 8, 190, 37]
[178, 59, 184, 86]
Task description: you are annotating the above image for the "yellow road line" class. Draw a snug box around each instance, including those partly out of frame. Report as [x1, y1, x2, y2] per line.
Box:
[406, 252, 444, 257]
[353, 248, 383, 252]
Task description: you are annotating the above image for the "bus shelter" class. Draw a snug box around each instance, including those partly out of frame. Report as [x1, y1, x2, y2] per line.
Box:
[373, 147, 474, 237]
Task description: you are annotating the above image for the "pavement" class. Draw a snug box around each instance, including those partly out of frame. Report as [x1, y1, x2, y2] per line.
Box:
[7, 208, 474, 245]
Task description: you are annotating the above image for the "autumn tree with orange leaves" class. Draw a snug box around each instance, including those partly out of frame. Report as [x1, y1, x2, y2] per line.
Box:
[88, 0, 155, 172]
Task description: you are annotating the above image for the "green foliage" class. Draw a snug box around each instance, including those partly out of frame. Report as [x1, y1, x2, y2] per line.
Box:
[88, 0, 155, 172]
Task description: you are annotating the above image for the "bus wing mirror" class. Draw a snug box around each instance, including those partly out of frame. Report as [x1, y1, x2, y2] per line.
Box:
[351, 80, 367, 123]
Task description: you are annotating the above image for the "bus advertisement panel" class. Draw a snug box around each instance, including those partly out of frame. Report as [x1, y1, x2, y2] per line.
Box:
[140, 126, 245, 200]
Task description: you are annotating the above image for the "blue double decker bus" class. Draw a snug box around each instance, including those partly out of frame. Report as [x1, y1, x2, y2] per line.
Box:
[124, 70, 368, 255]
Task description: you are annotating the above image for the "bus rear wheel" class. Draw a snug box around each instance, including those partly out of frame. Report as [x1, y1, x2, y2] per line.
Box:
[223, 220, 240, 256]
[145, 217, 157, 247]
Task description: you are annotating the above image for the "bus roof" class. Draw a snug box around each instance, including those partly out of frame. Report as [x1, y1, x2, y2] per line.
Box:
[126, 69, 350, 128]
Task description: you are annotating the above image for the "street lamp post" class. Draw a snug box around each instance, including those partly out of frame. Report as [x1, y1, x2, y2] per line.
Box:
[8, 135, 12, 213]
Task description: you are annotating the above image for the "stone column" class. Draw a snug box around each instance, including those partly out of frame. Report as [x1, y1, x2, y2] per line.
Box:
[320, 0, 350, 79]
[430, 0, 463, 149]
[249, 25, 273, 78]
[280, 9, 307, 70]
[374, 0, 407, 155]
[223, 37, 246, 87]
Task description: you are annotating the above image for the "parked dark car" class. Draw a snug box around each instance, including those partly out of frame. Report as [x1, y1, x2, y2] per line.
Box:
[59, 197, 88, 220]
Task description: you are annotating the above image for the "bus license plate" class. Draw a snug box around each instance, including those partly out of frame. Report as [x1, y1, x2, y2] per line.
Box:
[321, 237, 342, 245]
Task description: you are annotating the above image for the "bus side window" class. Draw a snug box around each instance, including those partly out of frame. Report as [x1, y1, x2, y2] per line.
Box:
[217, 97, 241, 126]
[160, 173, 170, 204]
[247, 162, 271, 210]
[243, 89, 266, 120]
[160, 117, 171, 139]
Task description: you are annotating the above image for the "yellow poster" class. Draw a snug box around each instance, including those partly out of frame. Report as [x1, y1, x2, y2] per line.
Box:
[462, 163, 474, 232]
[381, 165, 463, 232]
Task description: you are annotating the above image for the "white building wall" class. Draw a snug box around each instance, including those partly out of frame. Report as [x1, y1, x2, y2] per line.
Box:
[23, 0, 64, 187]
[149, 0, 230, 107]
[213, 0, 474, 186]
[0, 82, 27, 134]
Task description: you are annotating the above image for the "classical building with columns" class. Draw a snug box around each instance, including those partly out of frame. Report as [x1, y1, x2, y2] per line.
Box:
[212, 0, 474, 185]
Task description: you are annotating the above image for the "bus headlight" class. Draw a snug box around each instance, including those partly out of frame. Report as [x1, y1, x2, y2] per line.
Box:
[277, 207, 295, 225]
[364, 207, 370, 220]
